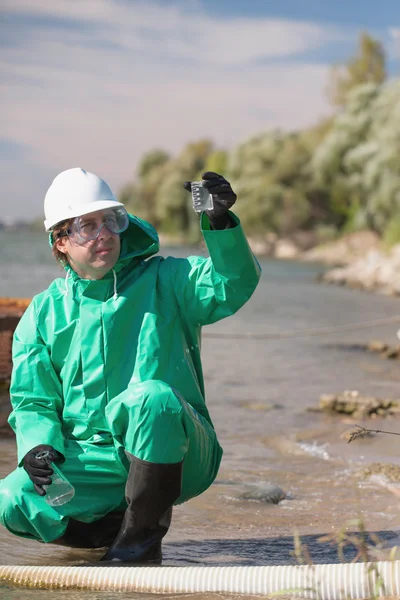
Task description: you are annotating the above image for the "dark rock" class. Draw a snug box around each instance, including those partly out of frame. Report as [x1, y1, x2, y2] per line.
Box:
[382, 347, 400, 360]
[318, 390, 400, 419]
[240, 483, 286, 504]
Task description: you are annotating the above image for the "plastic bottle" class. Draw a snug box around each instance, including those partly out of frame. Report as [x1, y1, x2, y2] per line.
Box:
[35, 450, 75, 507]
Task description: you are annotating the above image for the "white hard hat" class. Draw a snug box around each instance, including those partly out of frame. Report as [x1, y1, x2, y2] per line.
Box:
[44, 168, 125, 231]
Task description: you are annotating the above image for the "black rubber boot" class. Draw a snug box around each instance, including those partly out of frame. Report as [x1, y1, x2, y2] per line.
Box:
[52, 511, 125, 548]
[100, 454, 183, 563]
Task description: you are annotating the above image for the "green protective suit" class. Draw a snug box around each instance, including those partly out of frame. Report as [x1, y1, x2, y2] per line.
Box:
[0, 212, 260, 543]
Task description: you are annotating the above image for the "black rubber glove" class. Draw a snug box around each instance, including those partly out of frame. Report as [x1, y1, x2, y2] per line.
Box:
[23, 444, 63, 496]
[184, 171, 237, 230]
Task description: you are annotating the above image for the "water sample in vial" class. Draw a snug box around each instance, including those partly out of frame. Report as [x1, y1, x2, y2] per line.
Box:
[191, 181, 214, 213]
[35, 450, 75, 507]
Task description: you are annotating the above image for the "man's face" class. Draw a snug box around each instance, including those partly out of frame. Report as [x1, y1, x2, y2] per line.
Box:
[56, 209, 121, 280]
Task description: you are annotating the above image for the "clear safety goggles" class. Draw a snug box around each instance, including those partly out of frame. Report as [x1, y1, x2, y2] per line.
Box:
[58, 206, 129, 244]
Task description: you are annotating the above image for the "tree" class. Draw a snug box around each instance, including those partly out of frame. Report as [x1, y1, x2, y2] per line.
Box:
[126, 140, 215, 237]
[228, 128, 331, 236]
[138, 150, 170, 178]
[123, 150, 172, 226]
[311, 80, 400, 237]
[154, 140, 214, 238]
[328, 32, 386, 108]
[204, 150, 228, 175]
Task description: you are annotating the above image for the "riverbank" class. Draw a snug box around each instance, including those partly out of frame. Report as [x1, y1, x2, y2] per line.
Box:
[246, 230, 381, 263]
[250, 229, 400, 297]
[319, 244, 400, 296]
[302, 230, 400, 296]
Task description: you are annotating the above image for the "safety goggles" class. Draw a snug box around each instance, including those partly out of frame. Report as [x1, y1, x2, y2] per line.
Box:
[57, 207, 129, 244]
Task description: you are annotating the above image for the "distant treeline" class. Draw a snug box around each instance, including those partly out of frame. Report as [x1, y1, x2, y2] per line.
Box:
[121, 33, 400, 246]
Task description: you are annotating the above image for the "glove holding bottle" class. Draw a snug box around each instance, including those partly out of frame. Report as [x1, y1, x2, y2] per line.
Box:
[23, 444, 74, 506]
[184, 171, 237, 230]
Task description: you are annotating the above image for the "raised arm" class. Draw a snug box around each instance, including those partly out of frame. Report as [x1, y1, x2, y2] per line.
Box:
[165, 173, 261, 325]
[165, 211, 261, 326]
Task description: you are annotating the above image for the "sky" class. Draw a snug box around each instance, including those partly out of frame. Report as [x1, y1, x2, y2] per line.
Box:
[1, 0, 399, 222]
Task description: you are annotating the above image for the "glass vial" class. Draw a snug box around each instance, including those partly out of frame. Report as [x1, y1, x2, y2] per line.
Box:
[191, 182, 214, 213]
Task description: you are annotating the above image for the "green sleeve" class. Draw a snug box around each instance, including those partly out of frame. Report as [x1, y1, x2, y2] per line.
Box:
[8, 300, 65, 465]
[171, 212, 261, 326]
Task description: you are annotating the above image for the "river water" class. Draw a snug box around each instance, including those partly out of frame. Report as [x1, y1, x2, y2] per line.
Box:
[1, 231, 400, 599]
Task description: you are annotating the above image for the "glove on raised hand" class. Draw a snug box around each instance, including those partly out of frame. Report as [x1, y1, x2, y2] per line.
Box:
[184, 171, 237, 230]
[23, 444, 63, 496]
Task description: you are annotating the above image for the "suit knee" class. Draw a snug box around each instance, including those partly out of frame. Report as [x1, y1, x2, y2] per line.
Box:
[0, 470, 31, 530]
[0, 469, 67, 542]
[109, 379, 184, 419]
[106, 381, 188, 463]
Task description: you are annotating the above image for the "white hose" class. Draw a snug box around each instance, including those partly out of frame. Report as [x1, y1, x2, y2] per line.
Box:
[1, 561, 399, 599]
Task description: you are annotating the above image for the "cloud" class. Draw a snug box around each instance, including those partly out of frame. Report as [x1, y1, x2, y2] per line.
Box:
[1, 0, 343, 219]
[2, 0, 342, 66]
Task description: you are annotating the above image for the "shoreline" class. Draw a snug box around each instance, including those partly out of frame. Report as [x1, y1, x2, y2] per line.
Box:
[319, 246, 400, 296]
[249, 229, 400, 298]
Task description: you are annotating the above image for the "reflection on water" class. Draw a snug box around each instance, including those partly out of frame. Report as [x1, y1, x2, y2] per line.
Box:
[1, 233, 400, 598]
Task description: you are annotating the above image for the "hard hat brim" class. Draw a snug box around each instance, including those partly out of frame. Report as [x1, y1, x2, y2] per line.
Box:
[44, 200, 125, 231]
